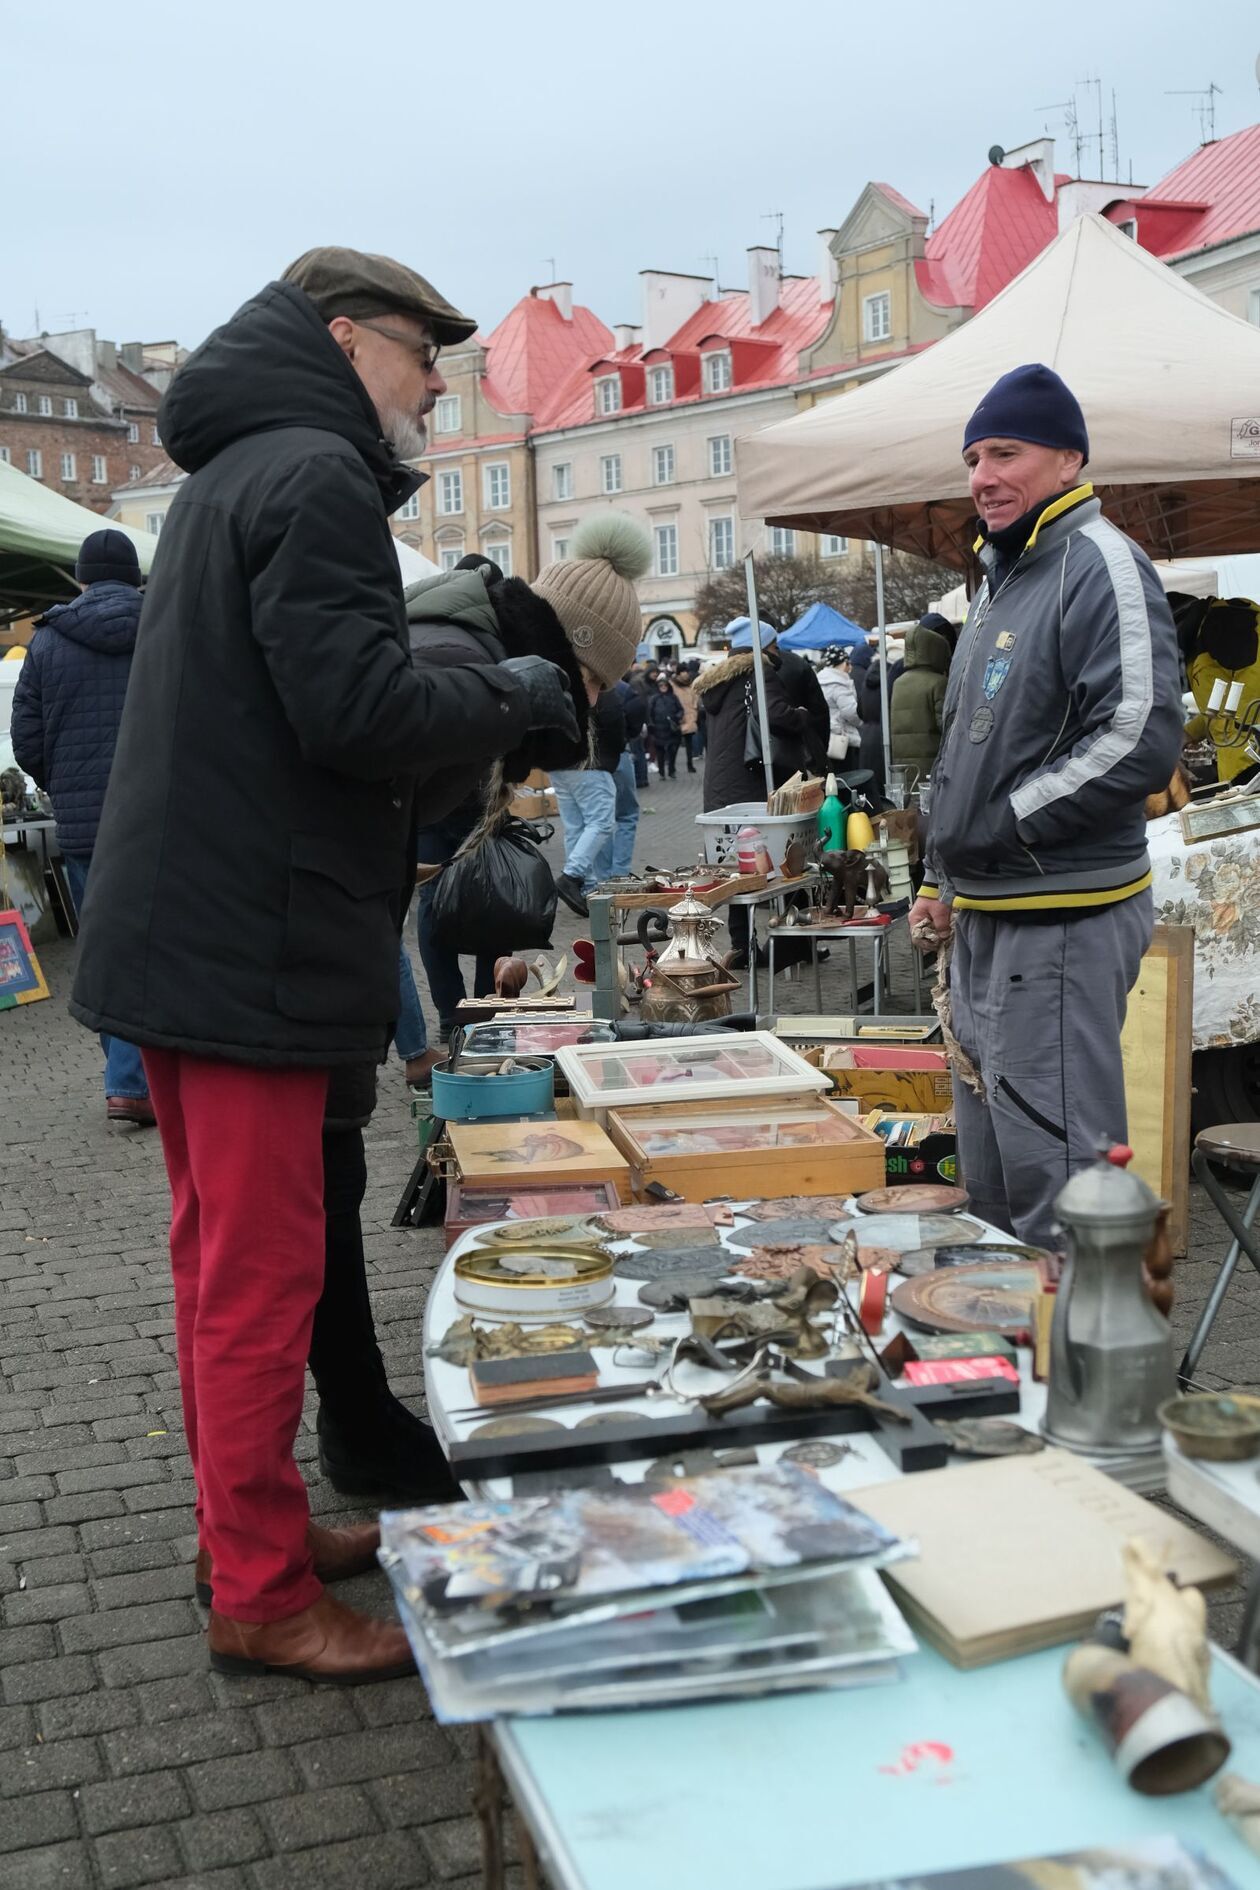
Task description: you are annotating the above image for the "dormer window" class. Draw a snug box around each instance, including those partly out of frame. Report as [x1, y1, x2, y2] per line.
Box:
[596, 376, 621, 416]
[648, 364, 674, 405]
[703, 351, 732, 394]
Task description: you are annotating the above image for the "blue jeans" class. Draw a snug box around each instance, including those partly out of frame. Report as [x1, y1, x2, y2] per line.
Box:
[550, 768, 617, 891]
[596, 752, 640, 881]
[628, 735, 650, 788]
[394, 942, 428, 1062]
[63, 853, 149, 1100]
[415, 812, 498, 1039]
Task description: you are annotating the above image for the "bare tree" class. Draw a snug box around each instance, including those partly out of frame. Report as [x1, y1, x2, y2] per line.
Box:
[693, 548, 955, 639]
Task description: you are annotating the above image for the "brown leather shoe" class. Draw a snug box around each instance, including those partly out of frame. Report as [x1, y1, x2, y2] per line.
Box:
[208, 1591, 415, 1684]
[194, 1520, 381, 1608]
[106, 1095, 157, 1126]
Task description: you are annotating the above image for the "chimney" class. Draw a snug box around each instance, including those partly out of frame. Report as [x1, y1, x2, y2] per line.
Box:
[1001, 137, 1056, 201]
[536, 282, 573, 321]
[816, 230, 840, 303]
[614, 323, 642, 352]
[120, 341, 145, 372]
[747, 246, 780, 326]
[97, 339, 117, 372]
[640, 271, 710, 351]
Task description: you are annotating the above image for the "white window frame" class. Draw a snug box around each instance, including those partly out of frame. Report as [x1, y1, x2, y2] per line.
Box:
[485, 540, 513, 577]
[652, 443, 675, 487]
[151, 424, 160, 445]
[648, 363, 674, 404]
[600, 453, 622, 495]
[437, 468, 464, 515]
[13, 393, 27, 414]
[145, 512, 165, 536]
[26, 448, 42, 478]
[37, 394, 53, 416]
[707, 434, 732, 478]
[596, 376, 621, 416]
[553, 462, 573, 501]
[0, 446, 9, 465]
[91, 455, 107, 484]
[862, 290, 892, 343]
[709, 516, 735, 570]
[439, 546, 462, 573]
[397, 492, 420, 521]
[435, 394, 462, 434]
[819, 534, 848, 558]
[128, 464, 141, 481]
[703, 351, 732, 394]
[654, 523, 679, 578]
[59, 452, 76, 481]
[484, 461, 511, 510]
[550, 535, 570, 561]
[769, 526, 796, 557]
[64, 397, 78, 418]
[127, 420, 140, 443]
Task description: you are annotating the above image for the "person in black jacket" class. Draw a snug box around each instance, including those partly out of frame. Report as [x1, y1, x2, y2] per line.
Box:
[856, 639, 901, 798]
[11, 528, 153, 1124]
[645, 675, 684, 778]
[69, 247, 579, 1686]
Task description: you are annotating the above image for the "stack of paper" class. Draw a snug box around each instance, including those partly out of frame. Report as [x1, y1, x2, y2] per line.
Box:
[380, 1463, 917, 1720]
[853, 1447, 1236, 1669]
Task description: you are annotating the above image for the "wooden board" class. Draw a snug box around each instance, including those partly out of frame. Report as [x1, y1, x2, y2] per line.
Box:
[1120, 924, 1193, 1255]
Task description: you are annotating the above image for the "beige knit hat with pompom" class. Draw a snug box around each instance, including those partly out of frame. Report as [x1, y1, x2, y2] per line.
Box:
[531, 511, 652, 687]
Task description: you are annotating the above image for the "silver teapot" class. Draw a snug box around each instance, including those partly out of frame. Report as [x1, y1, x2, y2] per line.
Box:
[1043, 1146, 1174, 1459]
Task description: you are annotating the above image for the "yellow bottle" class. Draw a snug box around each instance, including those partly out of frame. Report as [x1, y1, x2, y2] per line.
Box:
[845, 807, 874, 850]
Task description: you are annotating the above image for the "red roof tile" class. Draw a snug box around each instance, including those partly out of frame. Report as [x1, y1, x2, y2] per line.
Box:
[480, 292, 613, 418]
[1115, 122, 1260, 258]
[920, 163, 1057, 310]
[532, 276, 830, 433]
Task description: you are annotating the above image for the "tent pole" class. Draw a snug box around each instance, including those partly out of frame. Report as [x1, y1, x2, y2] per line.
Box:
[743, 553, 776, 803]
[875, 543, 892, 789]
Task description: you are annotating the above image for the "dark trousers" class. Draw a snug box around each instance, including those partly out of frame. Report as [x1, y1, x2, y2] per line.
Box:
[655, 735, 680, 777]
[308, 1125, 383, 1411]
[416, 813, 498, 1038]
[629, 735, 650, 787]
[682, 732, 698, 771]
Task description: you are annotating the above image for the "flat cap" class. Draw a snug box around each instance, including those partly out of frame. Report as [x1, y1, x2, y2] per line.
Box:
[283, 245, 476, 346]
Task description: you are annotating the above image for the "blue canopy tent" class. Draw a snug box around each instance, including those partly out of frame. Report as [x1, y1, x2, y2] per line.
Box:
[778, 600, 866, 652]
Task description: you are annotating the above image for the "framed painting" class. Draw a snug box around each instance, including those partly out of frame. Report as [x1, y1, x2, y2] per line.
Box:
[0, 908, 50, 1009]
[1178, 794, 1260, 844]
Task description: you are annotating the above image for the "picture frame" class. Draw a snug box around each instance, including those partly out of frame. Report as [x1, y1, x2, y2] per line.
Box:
[1178, 794, 1260, 844]
[0, 907, 50, 1008]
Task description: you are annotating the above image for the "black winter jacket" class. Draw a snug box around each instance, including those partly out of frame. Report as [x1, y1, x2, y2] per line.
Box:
[645, 688, 683, 744]
[70, 279, 532, 1068]
[695, 648, 830, 812]
[10, 581, 141, 858]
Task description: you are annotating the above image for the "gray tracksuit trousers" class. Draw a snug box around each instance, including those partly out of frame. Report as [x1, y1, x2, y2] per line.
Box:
[948, 894, 1152, 1249]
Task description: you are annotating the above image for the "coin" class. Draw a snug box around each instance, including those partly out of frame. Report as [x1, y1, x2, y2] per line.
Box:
[615, 1248, 730, 1281]
[638, 1273, 728, 1310]
[469, 1416, 566, 1439]
[583, 1304, 654, 1331]
[781, 1440, 853, 1469]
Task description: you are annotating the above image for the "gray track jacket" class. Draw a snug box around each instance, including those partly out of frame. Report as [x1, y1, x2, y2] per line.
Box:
[922, 489, 1182, 914]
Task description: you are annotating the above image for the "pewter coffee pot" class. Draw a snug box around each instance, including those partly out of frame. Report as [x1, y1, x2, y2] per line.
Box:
[1043, 1145, 1175, 1458]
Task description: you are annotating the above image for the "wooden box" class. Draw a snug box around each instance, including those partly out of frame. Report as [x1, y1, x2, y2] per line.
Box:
[821, 1045, 954, 1115]
[444, 1178, 621, 1248]
[605, 1096, 886, 1202]
[447, 1117, 632, 1203]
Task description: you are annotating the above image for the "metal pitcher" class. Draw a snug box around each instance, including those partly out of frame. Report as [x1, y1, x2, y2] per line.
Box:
[1043, 1146, 1175, 1458]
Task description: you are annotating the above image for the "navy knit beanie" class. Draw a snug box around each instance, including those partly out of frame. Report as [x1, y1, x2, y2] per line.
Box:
[963, 364, 1089, 464]
[76, 528, 141, 587]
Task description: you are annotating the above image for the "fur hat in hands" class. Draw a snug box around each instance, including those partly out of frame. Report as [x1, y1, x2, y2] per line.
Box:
[531, 512, 651, 687]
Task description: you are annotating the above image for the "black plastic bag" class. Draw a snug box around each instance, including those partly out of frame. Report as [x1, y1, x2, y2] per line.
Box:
[429, 816, 556, 954]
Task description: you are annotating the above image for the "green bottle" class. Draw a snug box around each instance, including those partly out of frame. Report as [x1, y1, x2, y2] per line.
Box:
[817, 773, 845, 852]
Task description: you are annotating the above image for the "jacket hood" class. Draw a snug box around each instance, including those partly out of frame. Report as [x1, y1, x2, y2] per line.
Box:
[159, 280, 420, 513]
[694, 648, 779, 697]
[1197, 599, 1260, 674]
[39, 582, 142, 656]
[404, 568, 500, 645]
[905, 624, 951, 674]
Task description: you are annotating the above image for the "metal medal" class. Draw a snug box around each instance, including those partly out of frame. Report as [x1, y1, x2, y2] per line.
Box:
[628, 1226, 730, 1250]
[583, 1303, 654, 1331]
[936, 1418, 1045, 1457]
[739, 1196, 853, 1223]
[470, 1415, 567, 1439]
[781, 1440, 853, 1469]
[727, 1218, 842, 1251]
[615, 1247, 730, 1281]
[638, 1273, 729, 1310]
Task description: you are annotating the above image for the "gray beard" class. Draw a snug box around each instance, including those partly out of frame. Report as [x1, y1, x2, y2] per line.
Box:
[381, 403, 427, 463]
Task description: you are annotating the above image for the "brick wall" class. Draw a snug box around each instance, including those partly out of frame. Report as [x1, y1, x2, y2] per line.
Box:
[0, 414, 130, 516]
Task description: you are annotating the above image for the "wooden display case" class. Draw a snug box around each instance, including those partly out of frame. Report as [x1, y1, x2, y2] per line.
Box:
[555, 1030, 828, 1128]
[605, 1096, 886, 1202]
[447, 1118, 632, 1203]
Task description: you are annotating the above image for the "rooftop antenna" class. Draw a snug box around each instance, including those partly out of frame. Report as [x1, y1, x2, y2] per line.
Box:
[1077, 75, 1104, 175]
[1109, 89, 1120, 180]
[1037, 96, 1083, 173]
[761, 210, 784, 277]
[1167, 81, 1222, 144]
[543, 257, 557, 283]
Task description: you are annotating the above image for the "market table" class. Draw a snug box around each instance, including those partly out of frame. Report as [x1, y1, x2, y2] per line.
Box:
[1164, 1434, 1260, 1672]
[421, 1204, 1260, 1888]
[765, 912, 925, 1018]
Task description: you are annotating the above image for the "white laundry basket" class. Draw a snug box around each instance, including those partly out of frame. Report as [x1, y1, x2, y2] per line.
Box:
[695, 802, 815, 874]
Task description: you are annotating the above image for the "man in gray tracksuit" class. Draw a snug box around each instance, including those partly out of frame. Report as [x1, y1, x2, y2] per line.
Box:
[909, 364, 1183, 1248]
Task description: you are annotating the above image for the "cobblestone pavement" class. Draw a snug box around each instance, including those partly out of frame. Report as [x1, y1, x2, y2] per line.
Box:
[1, 761, 1256, 1886]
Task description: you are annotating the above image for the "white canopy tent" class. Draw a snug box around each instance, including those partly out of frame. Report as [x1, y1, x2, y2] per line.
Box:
[0, 458, 160, 622]
[737, 214, 1260, 573]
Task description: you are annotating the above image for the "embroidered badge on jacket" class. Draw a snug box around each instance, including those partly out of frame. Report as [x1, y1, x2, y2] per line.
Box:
[982, 656, 1012, 701]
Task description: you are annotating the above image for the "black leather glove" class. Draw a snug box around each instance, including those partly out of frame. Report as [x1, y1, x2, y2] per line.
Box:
[500, 656, 580, 745]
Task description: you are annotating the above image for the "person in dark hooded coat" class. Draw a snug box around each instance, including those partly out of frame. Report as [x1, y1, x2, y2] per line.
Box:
[68, 248, 579, 1686]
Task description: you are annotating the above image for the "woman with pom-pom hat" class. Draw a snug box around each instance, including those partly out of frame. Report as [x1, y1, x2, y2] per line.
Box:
[531, 512, 652, 915]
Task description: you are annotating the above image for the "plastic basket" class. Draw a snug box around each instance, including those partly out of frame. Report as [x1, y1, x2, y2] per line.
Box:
[695, 802, 815, 873]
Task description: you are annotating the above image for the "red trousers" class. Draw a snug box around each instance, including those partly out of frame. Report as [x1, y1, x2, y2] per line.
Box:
[143, 1049, 329, 1622]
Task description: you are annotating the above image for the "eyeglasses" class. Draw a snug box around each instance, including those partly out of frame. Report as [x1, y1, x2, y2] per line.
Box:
[355, 320, 441, 375]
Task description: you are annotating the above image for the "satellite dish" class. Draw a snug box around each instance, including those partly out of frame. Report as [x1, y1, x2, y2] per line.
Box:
[988, 144, 1006, 167]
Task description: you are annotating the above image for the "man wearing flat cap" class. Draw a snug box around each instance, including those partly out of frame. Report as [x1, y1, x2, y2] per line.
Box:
[72, 248, 579, 1684]
[909, 363, 1182, 1249]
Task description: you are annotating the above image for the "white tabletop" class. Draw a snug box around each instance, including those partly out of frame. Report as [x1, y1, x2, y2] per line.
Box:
[1164, 1434, 1260, 1562]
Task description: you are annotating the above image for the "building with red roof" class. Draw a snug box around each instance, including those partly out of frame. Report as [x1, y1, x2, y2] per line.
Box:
[1104, 121, 1260, 324]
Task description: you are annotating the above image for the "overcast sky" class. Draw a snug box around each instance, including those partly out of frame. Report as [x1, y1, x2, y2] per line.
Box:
[5, 1, 1259, 352]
